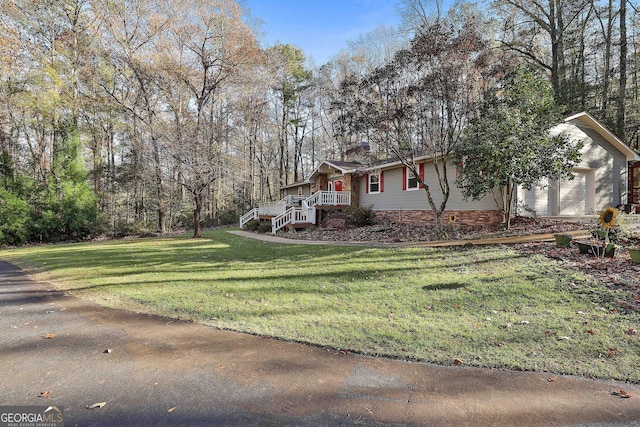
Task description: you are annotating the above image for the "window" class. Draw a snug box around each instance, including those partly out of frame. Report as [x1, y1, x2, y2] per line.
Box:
[367, 172, 383, 194]
[369, 174, 380, 193]
[406, 173, 419, 191]
[403, 164, 424, 191]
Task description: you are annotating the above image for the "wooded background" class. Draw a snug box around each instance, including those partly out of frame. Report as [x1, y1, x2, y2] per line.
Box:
[0, 0, 637, 243]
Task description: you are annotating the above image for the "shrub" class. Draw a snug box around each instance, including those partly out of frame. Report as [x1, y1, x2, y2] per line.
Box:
[244, 219, 261, 231]
[0, 187, 29, 245]
[215, 209, 240, 226]
[111, 220, 154, 238]
[257, 222, 273, 233]
[346, 205, 376, 227]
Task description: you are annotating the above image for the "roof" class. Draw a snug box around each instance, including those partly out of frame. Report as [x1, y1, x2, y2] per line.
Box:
[307, 160, 362, 181]
[280, 179, 312, 190]
[563, 112, 640, 161]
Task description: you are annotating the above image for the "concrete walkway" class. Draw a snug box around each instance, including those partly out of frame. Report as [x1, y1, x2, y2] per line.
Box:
[2, 258, 640, 426]
[229, 229, 592, 247]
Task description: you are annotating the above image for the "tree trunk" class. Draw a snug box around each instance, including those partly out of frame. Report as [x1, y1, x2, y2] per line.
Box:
[548, 0, 560, 101]
[617, 0, 627, 140]
[150, 135, 166, 234]
[193, 192, 203, 238]
[503, 181, 515, 230]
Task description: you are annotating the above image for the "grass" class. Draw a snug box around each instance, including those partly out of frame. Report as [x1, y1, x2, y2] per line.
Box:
[2, 229, 639, 382]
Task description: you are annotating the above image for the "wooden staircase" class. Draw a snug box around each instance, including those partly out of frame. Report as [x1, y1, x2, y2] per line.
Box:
[239, 191, 351, 235]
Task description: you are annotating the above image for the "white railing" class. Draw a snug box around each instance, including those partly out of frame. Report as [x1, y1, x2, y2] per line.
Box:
[239, 208, 259, 228]
[306, 191, 350, 207]
[241, 191, 350, 233]
[271, 205, 316, 235]
[283, 195, 306, 205]
[258, 200, 287, 216]
[271, 209, 292, 234]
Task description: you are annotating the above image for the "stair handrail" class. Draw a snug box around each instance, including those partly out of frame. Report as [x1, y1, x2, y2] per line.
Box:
[271, 208, 293, 235]
[268, 190, 353, 234]
[239, 208, 259, 228]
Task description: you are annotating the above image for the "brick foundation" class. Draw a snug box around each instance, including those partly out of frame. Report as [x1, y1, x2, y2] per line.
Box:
[375, 209, 504, 230]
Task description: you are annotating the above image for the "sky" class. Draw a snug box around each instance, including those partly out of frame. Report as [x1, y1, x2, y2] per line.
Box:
[243, 0, 403, 65]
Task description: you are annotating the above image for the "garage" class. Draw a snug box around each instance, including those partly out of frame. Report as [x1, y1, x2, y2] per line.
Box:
[519, 170, 594, 216]
[558, 171, 592, 215]
[522, 178, 551, 216]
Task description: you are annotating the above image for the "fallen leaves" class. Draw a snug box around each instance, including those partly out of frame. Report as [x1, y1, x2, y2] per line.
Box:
[607, 347, 620, 358]
[168, 407, 177, 413]
[516, 241, 640, 311]
[39, 391, 51, 397]
[43, 333, 56, 339]
[453, 358, 463, 366]
[87, 402, 107, 409]
[611, 389, 631, 398]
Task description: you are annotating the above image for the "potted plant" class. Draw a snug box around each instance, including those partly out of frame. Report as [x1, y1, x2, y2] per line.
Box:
[628, 247, 640, 264]
[575, 241, 617, 258]
[575, 207, 619, 258]
[553, 233, 573, 247]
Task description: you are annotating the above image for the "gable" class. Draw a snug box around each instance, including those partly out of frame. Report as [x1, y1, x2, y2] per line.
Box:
[307, 160, 361, 181]
[562, 112, 640, 161]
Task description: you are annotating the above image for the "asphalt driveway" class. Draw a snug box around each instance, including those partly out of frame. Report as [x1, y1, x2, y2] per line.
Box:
[1, 259, 640, 426]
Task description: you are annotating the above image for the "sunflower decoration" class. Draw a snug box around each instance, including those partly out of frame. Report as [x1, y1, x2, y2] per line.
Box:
[598, 207, 619, 229]
[449, 214, 457, 224]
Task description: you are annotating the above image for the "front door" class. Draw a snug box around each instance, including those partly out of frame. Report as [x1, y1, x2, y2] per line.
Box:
[334, 180, 343, 192]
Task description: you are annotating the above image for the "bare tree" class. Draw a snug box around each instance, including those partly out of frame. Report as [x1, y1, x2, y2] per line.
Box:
[493, 0, 593, 104]
[95, 0, 173, 233]
[341, 10, 491, 235]
[157, 0, 262, 237]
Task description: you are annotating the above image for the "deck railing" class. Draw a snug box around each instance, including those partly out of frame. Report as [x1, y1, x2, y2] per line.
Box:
[305, 191, 350, 207]
[283, 195, 306, 205]
[240, 191, 350, 233]
[258, 200, 287, 216]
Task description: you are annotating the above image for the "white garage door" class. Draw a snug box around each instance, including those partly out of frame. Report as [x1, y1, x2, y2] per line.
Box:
[559, 172, 587, 215]
[522, 179, 550, 215]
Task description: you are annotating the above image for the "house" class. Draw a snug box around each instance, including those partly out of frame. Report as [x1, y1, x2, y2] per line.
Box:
[241, 155, 503, 233]
[240, 112, 640, 234]
[518, 112, 640, 216]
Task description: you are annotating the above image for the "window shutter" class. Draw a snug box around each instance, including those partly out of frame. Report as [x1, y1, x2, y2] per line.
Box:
[402, 167, 407, 190]
[380, 171, 384, 192]
[365, 174, 369, 194]
[419, 163, 425, 187]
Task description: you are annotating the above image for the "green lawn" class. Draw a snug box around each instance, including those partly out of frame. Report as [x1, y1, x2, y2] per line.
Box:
[2, 229, 639, 382]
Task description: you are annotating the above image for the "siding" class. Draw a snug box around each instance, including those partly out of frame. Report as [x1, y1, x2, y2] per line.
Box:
[564, 119, 626, 210]
[359, 161, 499, 211]
[520, 118, 628, 215]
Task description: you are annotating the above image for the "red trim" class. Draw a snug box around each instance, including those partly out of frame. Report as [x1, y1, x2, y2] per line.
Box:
[380, 171, 384, 192]
[402, 167, 407, 190]
[419, 163, 425, 187]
